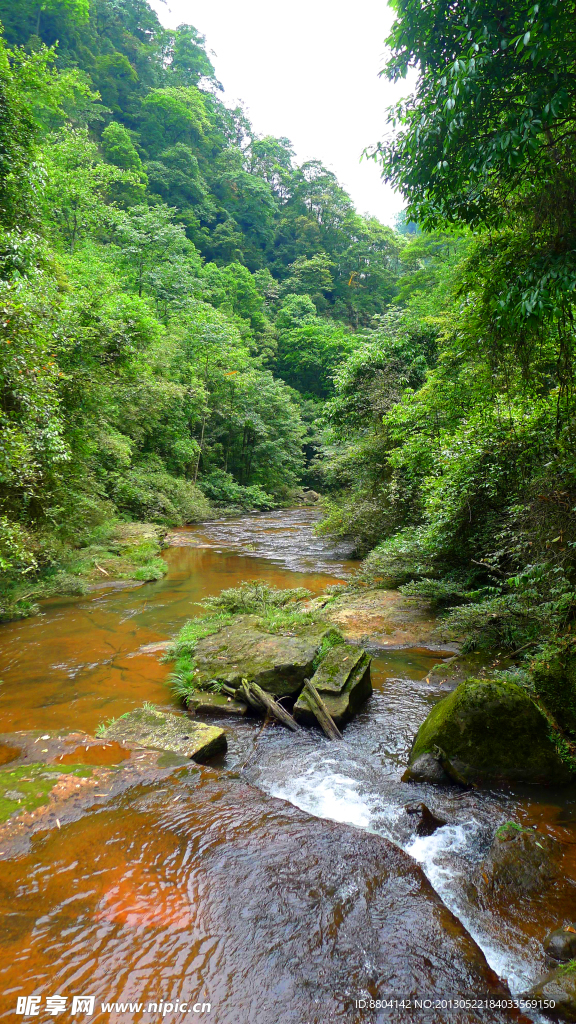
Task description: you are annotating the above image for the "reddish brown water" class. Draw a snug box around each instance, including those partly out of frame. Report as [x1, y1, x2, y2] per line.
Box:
[0, 509, 574, 1023]
[0, 512, 352, 735]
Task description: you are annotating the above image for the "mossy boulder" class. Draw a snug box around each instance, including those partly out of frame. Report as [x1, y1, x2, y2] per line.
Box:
[293, 644, 372, 727]
[191, 615, 334, 698]
[408, 678, 574, 786]
[103, 707, 226, 762]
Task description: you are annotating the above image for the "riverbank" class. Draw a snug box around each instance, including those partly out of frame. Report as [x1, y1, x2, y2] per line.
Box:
[0, 521, 169, 623]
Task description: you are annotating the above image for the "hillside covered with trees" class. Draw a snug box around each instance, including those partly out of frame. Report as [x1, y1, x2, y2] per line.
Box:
[2, 0, 576, 701]
[0, 0, 418, 616]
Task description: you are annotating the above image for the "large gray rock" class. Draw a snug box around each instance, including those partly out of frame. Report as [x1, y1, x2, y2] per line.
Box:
[523, 963, 576, 1021]
[191, 615, 333, 698]
[408, 678, 574, 786]
[293, 643, 372, 726]
[103, 706, 226, 762]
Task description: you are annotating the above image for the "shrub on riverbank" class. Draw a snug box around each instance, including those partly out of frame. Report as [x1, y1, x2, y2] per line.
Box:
[0, 521, 168, 622]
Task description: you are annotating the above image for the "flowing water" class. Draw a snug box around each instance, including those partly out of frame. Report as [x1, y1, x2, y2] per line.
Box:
[0, 509, 575, 1023]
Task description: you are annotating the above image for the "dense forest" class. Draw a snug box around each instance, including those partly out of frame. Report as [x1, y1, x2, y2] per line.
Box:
[1, 0, 576, 707]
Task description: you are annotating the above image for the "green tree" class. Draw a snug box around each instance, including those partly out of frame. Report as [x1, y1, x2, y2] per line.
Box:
[101, 121, 143, 172]
[114, 202, 202, 306]
[43, 127, 144, 251]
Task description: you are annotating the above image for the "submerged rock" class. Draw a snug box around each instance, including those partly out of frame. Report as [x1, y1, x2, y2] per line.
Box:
[407, 678, 574, 786]
[405, 802, 448, 836]
[293, 643, 372, 726]
[104, 706, 226, 762]
[478, 822, 561, 896]
[191, 615, 331, 697]
[427, 653, 506, 689]
[523, 962, 576, 1021]
[545, 926, 576, 964]
[0, 762, 95, 824]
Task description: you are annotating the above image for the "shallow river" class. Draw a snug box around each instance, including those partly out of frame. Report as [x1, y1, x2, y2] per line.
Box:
[1, 510, 575, 1023]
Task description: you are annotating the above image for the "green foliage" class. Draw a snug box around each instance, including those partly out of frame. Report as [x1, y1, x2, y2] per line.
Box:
[399, 578, 472, 610]
[101, 122, 143, 173]
[111, 462, 212, 525]
[495, 821, 525, 839]
[168, 613, 232, 659]
[199, 470, 275, 512]
[375, 0, 576, 230]
[201, 581, 311, 616]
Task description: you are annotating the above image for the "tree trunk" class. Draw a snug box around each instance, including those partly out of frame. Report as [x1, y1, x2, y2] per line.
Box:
[193, 413, 207, 484]
[249, 683, 300, 732]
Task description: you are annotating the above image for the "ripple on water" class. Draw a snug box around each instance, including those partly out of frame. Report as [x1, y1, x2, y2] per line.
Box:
[0, 772, 517, 1024]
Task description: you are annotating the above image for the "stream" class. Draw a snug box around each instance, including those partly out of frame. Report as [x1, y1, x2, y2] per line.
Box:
[1, 509, 575, 1023]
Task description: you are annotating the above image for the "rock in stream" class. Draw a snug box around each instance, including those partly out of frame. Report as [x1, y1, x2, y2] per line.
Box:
[406, 677, 574, 786]
[104, 706, 227, 761]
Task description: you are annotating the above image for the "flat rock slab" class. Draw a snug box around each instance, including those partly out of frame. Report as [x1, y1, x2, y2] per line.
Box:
[322, 588, 459, 651]
[192, 615, 328, 697]
[293, 643, 372, 726]
[104, 707, 226, 762]
[0, 730, 131, 769]
[0, 740, 191, 857]
[187, 692, 248, 716]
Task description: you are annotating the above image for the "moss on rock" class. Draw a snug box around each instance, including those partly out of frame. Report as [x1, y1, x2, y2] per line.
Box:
[532, 641, 576, 738]
[294, 645, 372, 726]
[183, 615, 335, 698]
[103, 705, 226, 762]
[409, 678, 575, 786]
[0, 763, 93, 823]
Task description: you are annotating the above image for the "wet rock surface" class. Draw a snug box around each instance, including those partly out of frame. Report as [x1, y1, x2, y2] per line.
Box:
[104, 706, 227, 762]
[402, 750, 453, 785]
[427, 653, 511, 689]
[523, 963, 576, 1021]
[405, 801, 448, 836]
[545, 926, 576, 963]
[322, 587, 459, 651]
[477, 823, 561, 896]
[0, 730, 192, 857]
[408, 678, 575, 786]
[187, 691, 248, 716]
[293, 643, 372, 726]
[0, 770, 527, 1024]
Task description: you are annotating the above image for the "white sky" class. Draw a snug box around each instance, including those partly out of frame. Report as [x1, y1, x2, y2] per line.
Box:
[149, 0, 410, 226]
